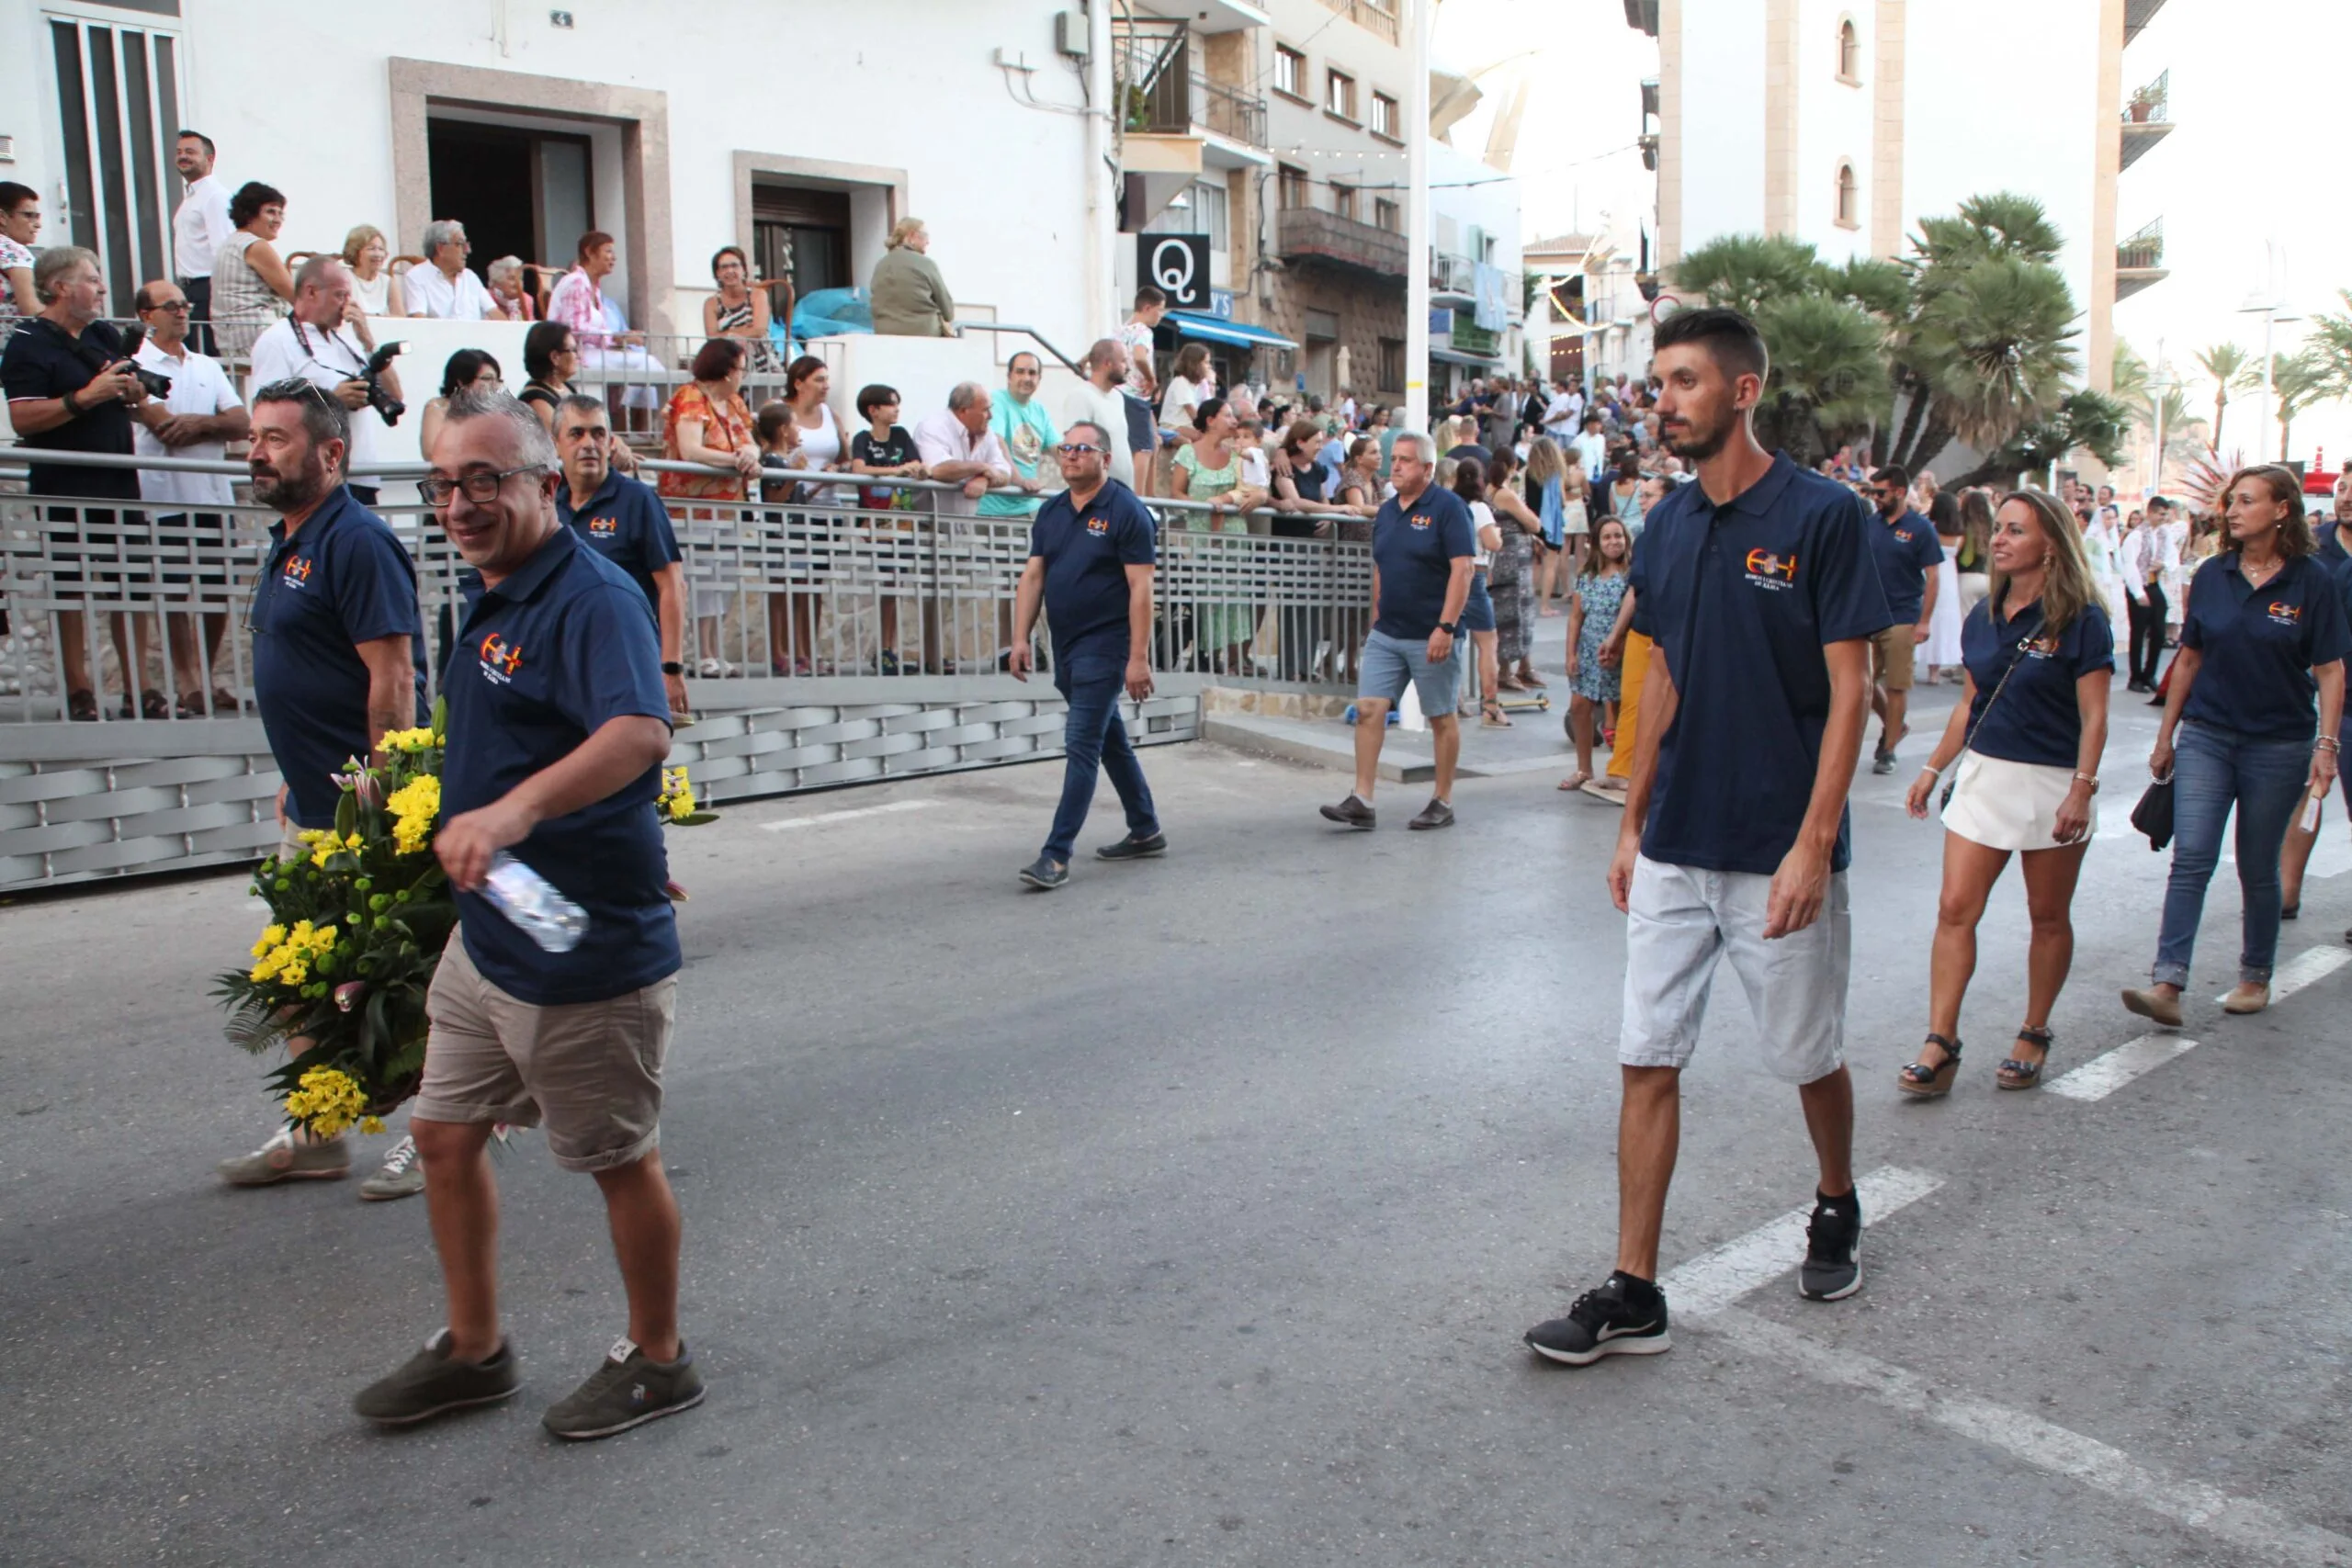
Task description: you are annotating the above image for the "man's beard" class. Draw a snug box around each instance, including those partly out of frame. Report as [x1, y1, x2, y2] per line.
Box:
[1660, 414, 1730, 462]
[251, 456, 327, 512]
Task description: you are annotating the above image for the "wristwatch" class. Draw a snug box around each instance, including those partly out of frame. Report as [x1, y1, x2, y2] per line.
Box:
[1436, 620, 1459, 635]
[660, 660, 685, 675]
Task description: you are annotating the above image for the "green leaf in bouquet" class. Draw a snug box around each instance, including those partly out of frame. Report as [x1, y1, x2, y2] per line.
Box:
[334, 784, 359, 840]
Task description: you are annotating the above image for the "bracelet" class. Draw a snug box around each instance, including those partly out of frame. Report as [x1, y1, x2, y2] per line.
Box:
[1917, 763, 1943, 778]
[2073, 772, 2101, 793]
[2317, 737, 2341, 752]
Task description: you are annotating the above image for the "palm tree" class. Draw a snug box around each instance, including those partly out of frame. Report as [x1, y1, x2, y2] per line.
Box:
[1891, 254, 2079, 474]
[1750, 293, 1889, 463]
[2268, 350, 2334, 461]
[2192, 342, 2251, 452]
[1669, 233, 1822, 319]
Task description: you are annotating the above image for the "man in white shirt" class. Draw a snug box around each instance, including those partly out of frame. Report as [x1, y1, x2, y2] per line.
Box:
[403, 220, 497, 321]
[170, 130, 233, 354]
[1540, 378, 1580, 441]
[917, 382, 1017, 669]
[1061, 338, 1137, 488]
[1571, 412, 1610, 486]
[130, 278, 249, 715]
[247, 257, 404, 505]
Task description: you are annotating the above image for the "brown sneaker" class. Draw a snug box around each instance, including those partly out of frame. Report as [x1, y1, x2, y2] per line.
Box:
[2119, 987, 2184, 1028]
[218, 1128, 350, 1186]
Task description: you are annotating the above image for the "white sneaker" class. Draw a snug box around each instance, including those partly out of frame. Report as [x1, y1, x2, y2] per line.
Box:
[357, 1134, 424, 1201]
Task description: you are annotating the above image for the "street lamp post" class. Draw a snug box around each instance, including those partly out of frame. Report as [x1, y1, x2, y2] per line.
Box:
[2147, 351, 2173, 495]
[2236, 290, 2304, 464]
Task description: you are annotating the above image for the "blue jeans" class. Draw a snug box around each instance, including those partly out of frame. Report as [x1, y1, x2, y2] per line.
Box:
[1044, 652, 1159, 863]
[2152, 720, 2312, 987]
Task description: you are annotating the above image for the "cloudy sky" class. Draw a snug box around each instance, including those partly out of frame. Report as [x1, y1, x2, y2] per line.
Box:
[1434, 0, 2349, 475]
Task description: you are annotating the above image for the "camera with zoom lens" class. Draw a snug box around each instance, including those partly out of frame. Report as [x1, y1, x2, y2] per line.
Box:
[114, 324, 175, 400]
[361, 341, 407, 426]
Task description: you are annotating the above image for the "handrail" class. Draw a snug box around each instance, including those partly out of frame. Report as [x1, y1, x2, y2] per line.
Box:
[954, 321, 1087, 378]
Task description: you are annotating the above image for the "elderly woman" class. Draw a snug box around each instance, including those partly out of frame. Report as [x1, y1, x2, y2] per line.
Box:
[660, 339, 763, 673]
[485, 255, 535, 321]
[339, 224, 406, 318]
[209, 181, 295, 358]
[869, 217, 955, 337]
[547, 229, 662, 429]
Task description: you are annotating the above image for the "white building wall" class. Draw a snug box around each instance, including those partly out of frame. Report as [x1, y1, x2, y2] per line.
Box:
[1675, 0, 1768, 246]
[5, 0, 1098, 355]
[1792, 0, 1873, 265]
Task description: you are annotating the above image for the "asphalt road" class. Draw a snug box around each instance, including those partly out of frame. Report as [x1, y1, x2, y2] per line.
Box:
[4, 675, 2348, 1567]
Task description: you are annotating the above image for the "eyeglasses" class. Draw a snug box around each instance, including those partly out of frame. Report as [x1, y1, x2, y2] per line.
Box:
[141, 299, 192, 312]
[1056, 443, 1102, 457]
[420, 465, 546, 506]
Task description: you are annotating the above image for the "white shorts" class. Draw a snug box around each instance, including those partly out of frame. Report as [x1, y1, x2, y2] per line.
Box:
[1619, 854, 1850, 1084]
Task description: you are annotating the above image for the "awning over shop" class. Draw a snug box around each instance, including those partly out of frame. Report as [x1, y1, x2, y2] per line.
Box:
[1167, 310, 1299, 351]
[1428, 345, 1504, 367]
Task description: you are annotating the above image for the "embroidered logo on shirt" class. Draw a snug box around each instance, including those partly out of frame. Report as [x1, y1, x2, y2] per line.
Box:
[1409, 512, 1433, 531]
[2267, 601, 2302, 627]
[280, 557, 313, 591]
[1085, 513, 1110, 536]
[1743, 547, 1798, 590]
[2027, 635, 2062, 658]
[586, 515, 618, 536]
[477, 632, 525, 684]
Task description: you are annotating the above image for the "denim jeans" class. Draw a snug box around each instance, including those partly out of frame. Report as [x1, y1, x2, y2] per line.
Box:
[2152, 720, 2312, 987]
[1043, 651, 1159, 863]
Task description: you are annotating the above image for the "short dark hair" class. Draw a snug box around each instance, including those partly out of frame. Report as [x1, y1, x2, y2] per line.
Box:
[755, 402, 796, 446]
[228, 181, 286, 229]
[690, 336, 746, 384]
[253, 376, 349, 452]
[439, 348, 502, 399]
[175, 129, 217, 159]
[577, 230, 616, 262]
[1007, 350, 1041, 375]
[1651, 304, 1770, 386]
[710, 244, 749, 279]
[555, 391, 607, 426]
[523, 321, 573, 382]
[0, 181, 35, 217]
[855, 383, 900, 420]
[1064, 420, 1110, 449]
[1191, 396, 1227, 433]
[1134, 285, 1167, 310]
[784, 355, 827, 403]
[1873, 464, 1912, 491]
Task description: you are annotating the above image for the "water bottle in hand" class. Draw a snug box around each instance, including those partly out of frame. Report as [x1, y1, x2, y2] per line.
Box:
[481, 851, 587, 953]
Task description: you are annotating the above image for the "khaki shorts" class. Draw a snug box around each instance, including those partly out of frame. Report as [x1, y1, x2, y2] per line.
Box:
[1870, 623, 1917, 692]
[414, 931, 678, 1172]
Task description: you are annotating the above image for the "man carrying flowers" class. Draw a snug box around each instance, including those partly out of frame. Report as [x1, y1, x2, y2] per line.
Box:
[217, 378, 430, 1200]
[354, 389, 697, 1440]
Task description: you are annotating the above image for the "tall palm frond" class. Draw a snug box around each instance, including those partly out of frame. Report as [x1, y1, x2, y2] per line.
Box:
[2193, 342, 2252, 449]
[1669, 233, 1821, 319]
[1911, 254, 2080, 452]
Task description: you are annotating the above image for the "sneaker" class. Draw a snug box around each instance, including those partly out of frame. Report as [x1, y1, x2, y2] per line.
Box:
[357, 1134, 424, 1202]
[1408, 798, 1455, 830]
[1524, 1272, 1672, 1365]
[542, 1338, 705, 1441]
[353, 1330, 521, 1426]
[1871, 748, 1896, 775]
[218, 1127, 350, 1187]
[1019, 855, 1069, 890]
[1799, 1191, 1863, 1301]
[1319, 794, 1376, 829]
[1095, 830, 1167, 861]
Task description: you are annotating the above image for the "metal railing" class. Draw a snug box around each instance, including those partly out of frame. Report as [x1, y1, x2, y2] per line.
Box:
[1275, 209, 1411, 279]
[1310, 0, 1400, 44]
[2118, 218, 2165, 271]
[1193, 73, 1268, 148]
[2124, 69, 2169, 124]
[1114, 17, 1193, 136]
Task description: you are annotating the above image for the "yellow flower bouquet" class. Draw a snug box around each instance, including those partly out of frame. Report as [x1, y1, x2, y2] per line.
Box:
[214, 700, 458, 1136]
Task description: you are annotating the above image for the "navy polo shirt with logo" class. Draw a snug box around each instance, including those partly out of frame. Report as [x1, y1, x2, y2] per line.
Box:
[1865, 507, 1944, 623]
[2178, 551, 2352, 743]
[1960, 597, 2114, 768]
[248, 485, 427, 829]
[1371, 483, 1477, 640]
[441, 525, 679, 1007]
[1629, 454, 1894, 875]
[1029, 478, 1156, 659]
[556, 468, 682, 610]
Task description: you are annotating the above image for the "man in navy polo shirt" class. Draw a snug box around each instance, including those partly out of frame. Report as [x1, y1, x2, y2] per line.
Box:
[355, 389, 701, 1440]
[1863, 464, 1944, 773]
[1008, 419, 1163, 889]
[1526, 308, 1892, 1368]
[1320, 431, 1475, 831]
[216, 378, 430, 1201]
[552, 391, 689, 718]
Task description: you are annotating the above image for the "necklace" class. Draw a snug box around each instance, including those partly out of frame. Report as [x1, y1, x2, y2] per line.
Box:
[2240, 551, 2283, 589]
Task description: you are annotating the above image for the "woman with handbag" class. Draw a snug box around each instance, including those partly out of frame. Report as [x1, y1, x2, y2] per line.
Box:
[2122, 466, 2348, 1023]
[1898, 491, 2112, 1095]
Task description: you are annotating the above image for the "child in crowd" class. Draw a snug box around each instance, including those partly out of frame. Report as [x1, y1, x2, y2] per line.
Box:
[1235, 417, 1272, 491]
[846, 383, 926, 672]
[756, 402, 824, 675]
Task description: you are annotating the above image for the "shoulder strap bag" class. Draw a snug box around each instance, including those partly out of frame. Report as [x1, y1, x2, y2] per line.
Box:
[1939, 624, 2038, 811]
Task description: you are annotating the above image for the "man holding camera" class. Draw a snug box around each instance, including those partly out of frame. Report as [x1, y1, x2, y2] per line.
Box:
[247, 256, 402, 507]
[131, 278, 250, 716]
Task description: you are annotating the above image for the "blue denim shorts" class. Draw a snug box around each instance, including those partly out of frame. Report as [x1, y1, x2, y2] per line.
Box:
[1358, 627, 1462, 715]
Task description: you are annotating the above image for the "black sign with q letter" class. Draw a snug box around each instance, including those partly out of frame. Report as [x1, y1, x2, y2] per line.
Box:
[1138, 233, 1211, 310]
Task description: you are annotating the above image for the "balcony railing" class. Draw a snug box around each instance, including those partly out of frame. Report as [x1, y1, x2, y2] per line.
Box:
[1431, 251, 1476, 296]
[1308, 0, 1399, 44]
[2117, 217, 2165, 271]
[1114, 17, 1193, 136]
[2123, 69, 2168, 124]
[1193, 72, 1267, 148]
[1277, 208, 1409, 279]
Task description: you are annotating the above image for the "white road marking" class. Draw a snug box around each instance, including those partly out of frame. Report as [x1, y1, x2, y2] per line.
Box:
[1713, 1310, 2352, 1566]
[2214, 944, 2350, 1007]
[2047, 1033, 2199, 1102]
[1659, 1166, 1944, 1317]
[758, 798, 937, 832]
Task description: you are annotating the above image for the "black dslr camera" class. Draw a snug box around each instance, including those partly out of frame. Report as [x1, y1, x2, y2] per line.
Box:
[114, 324, 175, 400]
[360, 340, 407, 425]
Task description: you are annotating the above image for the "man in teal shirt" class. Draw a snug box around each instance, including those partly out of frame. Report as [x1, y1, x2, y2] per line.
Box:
[979, 351, 1061, 519]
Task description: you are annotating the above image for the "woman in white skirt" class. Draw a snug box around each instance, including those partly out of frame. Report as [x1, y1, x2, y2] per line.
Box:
[1921, 491, 1965, 680]
[1898, 489, 2114, 1096]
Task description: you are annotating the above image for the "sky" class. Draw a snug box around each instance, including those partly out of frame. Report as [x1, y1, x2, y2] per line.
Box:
[1431, 0, 2352, 476]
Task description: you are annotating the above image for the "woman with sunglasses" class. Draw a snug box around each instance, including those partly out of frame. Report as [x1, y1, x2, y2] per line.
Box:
[1898, 491, 2110, 1095]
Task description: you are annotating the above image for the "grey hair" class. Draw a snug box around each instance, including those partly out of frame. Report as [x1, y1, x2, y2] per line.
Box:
[1064, 420, 1110, 449]
[486, 254, 525, 286]
[556, 391, 607, 422]
[1390, 431, 1437, 465]
[293, 254, 345, 296]
[32, 245, 100, 302]
[444, 387, 559, 470]
[421, 219, 466, 257]
[253, 376, 351, 451]
[946, 380, 989, 412]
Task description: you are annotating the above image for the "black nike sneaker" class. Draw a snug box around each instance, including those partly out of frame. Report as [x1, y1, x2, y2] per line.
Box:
[1524, 1272, 1671, 1365]
[1799, 1190, 1863, 1301]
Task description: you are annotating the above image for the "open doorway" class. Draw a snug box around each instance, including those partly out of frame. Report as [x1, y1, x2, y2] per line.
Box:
[425, 117, 593, 289]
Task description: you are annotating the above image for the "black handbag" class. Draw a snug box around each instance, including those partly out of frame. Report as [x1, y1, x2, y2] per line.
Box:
[2130, 773, 2176, 851]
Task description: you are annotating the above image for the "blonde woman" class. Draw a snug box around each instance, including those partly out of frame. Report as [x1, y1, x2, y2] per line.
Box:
[868, 217, 954, 337]
[1526, 435, 1575, 612]
[1899, 491, 2113, 1095]
[340, 225, 406, 318]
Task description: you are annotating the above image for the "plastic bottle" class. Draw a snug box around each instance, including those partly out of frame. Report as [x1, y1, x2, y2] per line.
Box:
[481, 851, 587, 953]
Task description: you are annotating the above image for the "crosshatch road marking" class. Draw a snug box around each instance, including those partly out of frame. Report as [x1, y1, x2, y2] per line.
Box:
[1658, 1167, 1944, 1317]
[2047, 1034, 2199, 1102]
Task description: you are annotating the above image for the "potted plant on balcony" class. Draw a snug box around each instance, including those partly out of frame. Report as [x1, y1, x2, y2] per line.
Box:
[2127, 86, 2155, 123]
